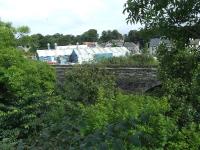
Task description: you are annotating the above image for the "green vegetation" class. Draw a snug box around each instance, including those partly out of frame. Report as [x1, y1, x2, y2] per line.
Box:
[24, 29, 123, 51]
[99, 54, 158, 67]
[99, 30, 123, 43]
[60, 64, 116, 104]
[0, 46, 200, 149]
[0, 21, 61, 148]
[157, 45, 200, 127]
[1, 0, 200, 148]
[0, 48, 59, 145]
[23, 95, 177, 149]
[124, 0, 200, 46]
[0, 21, 16, 48]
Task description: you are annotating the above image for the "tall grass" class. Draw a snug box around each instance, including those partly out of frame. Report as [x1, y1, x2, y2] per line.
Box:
[99, 54, 158, 67]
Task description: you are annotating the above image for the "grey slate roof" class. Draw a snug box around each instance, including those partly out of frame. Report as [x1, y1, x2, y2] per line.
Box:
[149, 38, 171, 47]
[190, 39, 200, 45]
[149, 38, 160, 47]
[123, 42, 140, 53]
[123, 42, 137, 48]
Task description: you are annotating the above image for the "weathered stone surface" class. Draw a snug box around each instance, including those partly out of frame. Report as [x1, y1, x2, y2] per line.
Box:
[52, 65, 160, 92]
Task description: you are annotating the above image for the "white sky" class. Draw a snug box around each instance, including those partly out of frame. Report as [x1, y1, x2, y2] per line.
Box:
[0, 0, 141, 35]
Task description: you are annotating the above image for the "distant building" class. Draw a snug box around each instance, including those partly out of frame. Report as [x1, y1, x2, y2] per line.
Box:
[111, 40, 124, 47]
[37, 48, 73, 64]
[148, 37, 171, 55]
[148, 38, 200, 55]
[189, 39, 200, 49]
[55, 44, 87, 50]
[99, 40, 124, 48]
[36, 44, 130, 64]
[123, 42, 140, 54]
[100, 40, 140, 54]
[83, 42, 97, 48]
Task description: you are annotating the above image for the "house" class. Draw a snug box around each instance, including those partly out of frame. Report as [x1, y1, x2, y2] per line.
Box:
[148, 37, 171, 55]
[100, 40, 124, 48]
[189, 39, 200, 49]
[111, 40, 124, 47]
[55, 44, 88, 50]
[83, 42, 97, 48]
[148, 37, 200, 55]
[123, 42, 140, 54]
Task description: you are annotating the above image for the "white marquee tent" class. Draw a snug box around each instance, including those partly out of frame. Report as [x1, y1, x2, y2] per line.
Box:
[37, 46, 130, 64]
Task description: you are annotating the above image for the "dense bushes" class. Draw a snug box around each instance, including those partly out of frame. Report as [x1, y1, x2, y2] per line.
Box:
[21, 93, 199, 150]
[1, 47, 200, 149]
[0, 48, 57, 142]
[157, 45, 200, 126]
[82, 94, 170, 133]
[155, 45, 200, 149]
[24, 93, 200, 149]
[22, 94, 173, 149]
[1, 19, 200, 149]
[1, 48, 200, 149]
[61, 64, 116, 104]
[22, 46, 199, 149]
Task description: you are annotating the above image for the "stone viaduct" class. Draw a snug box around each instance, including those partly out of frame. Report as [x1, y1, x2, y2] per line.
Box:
[52, 65, 161, 93]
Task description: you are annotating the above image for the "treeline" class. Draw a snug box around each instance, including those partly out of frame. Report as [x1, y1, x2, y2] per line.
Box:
[17, 28, 162, 51]
[0, 20, 165, 52]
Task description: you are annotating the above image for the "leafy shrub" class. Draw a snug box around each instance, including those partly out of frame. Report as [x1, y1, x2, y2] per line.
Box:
[79, 94, 199, 149]
[157, 45, 200, 126]
[82, 94, 170, 133]
[20, 100, 85, 149]
[0, 48, 56, 141]
[167, 123, 200, 150]
[61, 64, 116, 104]
[25, 94, 180, 149]
[21, 93, 200, 149]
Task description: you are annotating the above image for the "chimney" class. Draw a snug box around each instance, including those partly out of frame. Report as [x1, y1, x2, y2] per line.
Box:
[54, 43, 58, 50]
[76, 42, 79, 50]
[47, 43, 50, 50]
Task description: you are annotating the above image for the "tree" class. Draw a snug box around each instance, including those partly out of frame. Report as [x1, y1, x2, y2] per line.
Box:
[0, 21, 16, 48]
[59, 35, 75, 45]
[111, 30, 123, 40]
[125, 30, 144, 46]
[138, 27, 161, 43]
[16, 26, 30, 39]
[123, 0, 200, 46]
[81, 29, 99, 42]
[0, 21, 33, 50]
[99, 30, 111, 43]
[123, 0, 200, 129]
[16, 26, 31, 49]
[0, 46, 56, 143]
[39, 35, 48, 48]
[29, 34, 41, 51]
[99, 30, 123, 43]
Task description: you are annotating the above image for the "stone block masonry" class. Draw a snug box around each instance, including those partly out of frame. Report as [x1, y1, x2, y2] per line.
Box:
[52, 65, 160, 92]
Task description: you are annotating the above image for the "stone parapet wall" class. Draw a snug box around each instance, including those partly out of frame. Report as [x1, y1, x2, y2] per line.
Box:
[52, 65, 160, 92]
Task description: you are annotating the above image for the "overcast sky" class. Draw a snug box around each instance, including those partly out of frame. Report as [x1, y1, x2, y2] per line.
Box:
[0, 0, 141, 35]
